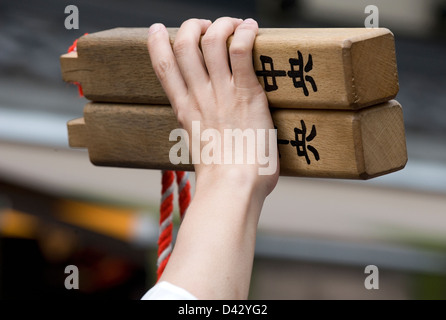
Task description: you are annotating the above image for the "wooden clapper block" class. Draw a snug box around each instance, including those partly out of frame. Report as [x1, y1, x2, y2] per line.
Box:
[61, 28, 407, 179]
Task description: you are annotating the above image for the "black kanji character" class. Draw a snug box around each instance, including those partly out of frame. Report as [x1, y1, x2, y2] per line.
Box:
[287, 51, 317, 96]
[275, 125, 289, 158]
[255, 55, 286, 92]
[290, 120, 320, 164]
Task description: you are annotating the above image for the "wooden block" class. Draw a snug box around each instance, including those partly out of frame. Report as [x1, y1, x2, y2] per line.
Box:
[67, 100, 407, 179]
[60, 28, 398, 110]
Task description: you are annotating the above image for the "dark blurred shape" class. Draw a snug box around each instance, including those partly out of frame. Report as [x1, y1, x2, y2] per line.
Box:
[281, 0, 296, 11]
[435, 0, 446, 38]
[0, 178, 151, 299]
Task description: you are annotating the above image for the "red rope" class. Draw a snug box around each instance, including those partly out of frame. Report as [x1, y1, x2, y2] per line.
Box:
[158, 170, 175, 279]
[175, 171, 191, 220]
[157, 170, 191, 280]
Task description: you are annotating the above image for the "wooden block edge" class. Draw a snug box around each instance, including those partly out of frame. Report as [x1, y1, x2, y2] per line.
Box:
[67, 117, 88, 148]
[354, 100, 407, 179]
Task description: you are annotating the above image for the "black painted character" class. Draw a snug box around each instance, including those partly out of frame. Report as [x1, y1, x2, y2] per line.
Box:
[255, 55, 286, 92]
[290, 120, 320, 164]
[287, 51, 318, 96]
[275, 125, 290, 158]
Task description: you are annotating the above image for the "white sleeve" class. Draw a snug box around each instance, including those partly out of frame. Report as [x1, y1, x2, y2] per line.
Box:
[141, 281, 197, 300]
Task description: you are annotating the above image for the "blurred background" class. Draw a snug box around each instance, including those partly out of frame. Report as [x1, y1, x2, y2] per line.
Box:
[0, 0, 445, 299]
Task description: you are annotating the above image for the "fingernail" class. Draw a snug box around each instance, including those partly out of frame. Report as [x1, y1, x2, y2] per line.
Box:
[243, 18, 256, 24]
[148, 23, 163, 35]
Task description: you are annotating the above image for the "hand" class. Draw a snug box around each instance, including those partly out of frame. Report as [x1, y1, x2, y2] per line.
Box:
[146, 17, 279, 299]
[147, 17, 279, 198]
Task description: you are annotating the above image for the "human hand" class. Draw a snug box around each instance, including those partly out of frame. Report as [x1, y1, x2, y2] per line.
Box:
[147, 17, 279, 198]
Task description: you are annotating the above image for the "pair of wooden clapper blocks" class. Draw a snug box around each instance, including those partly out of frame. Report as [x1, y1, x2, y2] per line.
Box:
[61, 28, 407, 179]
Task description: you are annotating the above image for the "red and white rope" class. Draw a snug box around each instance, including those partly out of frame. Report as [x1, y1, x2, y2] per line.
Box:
[157, 170, 191, 280]
[157, 170, 175, 279]
[175, 171, 191, 221]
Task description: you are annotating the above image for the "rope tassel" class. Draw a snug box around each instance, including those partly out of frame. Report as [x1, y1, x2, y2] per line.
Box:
[157, 170, 191, 280]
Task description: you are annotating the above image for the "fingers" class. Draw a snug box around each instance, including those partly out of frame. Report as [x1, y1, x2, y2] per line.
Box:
[229, 19, 260, 89]
[148, 18, 261, 109]
[147, 23, 187, 108]
[201, 17, 243, 89]
[174, 19, 212, 93]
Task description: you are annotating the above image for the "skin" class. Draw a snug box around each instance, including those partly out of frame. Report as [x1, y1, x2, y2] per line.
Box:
[147, 17, 279, 299]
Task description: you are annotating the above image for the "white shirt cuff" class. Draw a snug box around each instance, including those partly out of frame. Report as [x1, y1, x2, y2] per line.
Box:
[141, 281, 198, 300]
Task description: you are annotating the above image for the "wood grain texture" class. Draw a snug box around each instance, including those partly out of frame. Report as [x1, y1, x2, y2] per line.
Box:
[67, 100, 407, 179]
[60, 28, 398, 109]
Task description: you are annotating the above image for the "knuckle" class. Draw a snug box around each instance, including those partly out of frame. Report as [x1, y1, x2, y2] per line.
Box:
[173, 38, 191, 56]
[176, 105, 195, 129]
[201, 33, 219, 48]
[153, 58, 174, 82]
[175, 107, 187, 126]
[229, 43, 249, 56]
[234, 89, 251, 103]
[175, 19, 203, 56]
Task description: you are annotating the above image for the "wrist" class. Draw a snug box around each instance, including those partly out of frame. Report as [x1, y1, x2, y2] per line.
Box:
[195, 165, 271, 201]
